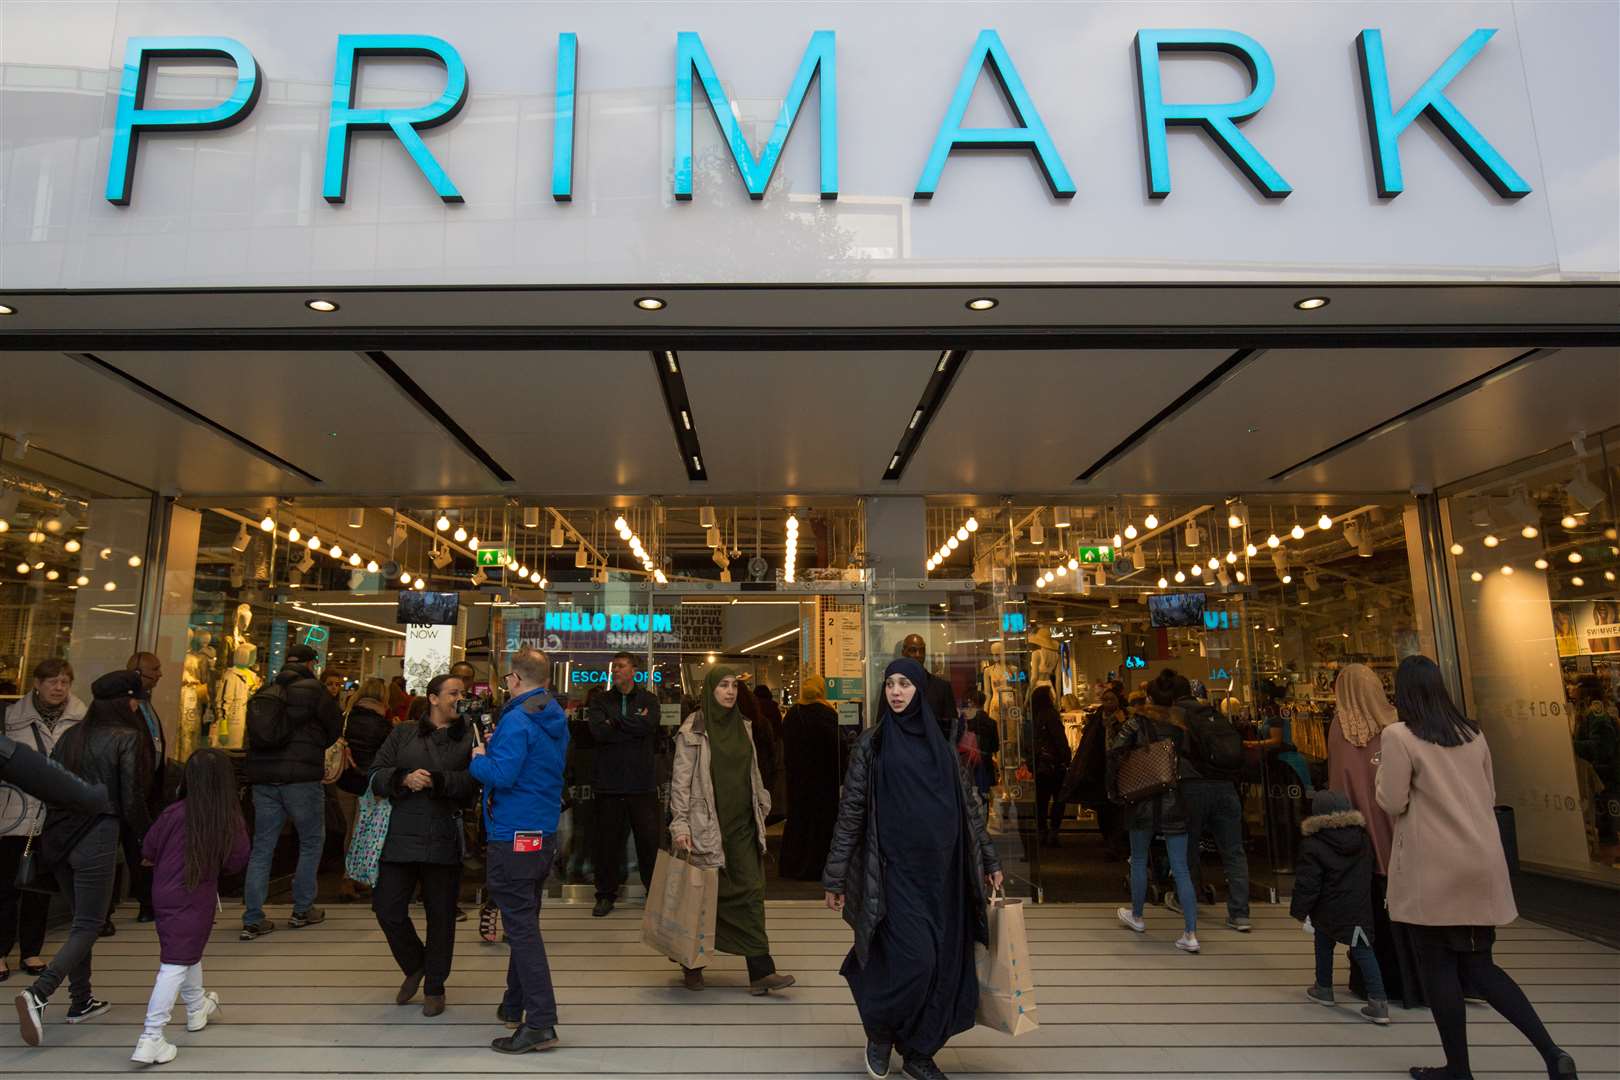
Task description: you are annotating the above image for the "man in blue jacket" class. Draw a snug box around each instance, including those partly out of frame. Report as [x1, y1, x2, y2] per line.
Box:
[470, 647, 568, 1054]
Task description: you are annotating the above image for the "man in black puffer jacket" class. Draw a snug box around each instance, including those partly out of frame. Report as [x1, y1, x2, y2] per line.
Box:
[240, 645, 342, 941]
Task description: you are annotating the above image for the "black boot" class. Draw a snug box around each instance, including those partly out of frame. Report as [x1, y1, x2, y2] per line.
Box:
[491, 1024, 559, 1054]
[864, 1034, 893, 1079]
[902, 1055, 949, 1080]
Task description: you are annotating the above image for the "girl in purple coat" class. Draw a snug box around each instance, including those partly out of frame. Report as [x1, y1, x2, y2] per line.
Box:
[131, 749, 249, 1065]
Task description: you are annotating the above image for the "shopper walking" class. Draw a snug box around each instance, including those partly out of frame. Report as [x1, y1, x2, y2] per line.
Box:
[1291, 789, 1390, 1026]
[585, 651, 661, 918]
[1328, 663, 1412, 1003]
[368, 674, 477, 1017]
[1108, 675, 1199, 952]
[778, 674, 843, 882]
[1378, 655, 1578, 1080]
[1061, 690, 1127, 861]
[961, 691, 1000, 806]
[130, 749, 249, 1064]
[240, 644, 343, 941]
[1, 659, 86, 982]
[1176, 686, 1252, 932]
[1572, 675, 1619, 852]
[754, 684, 788, 825]
[669, 666, 794, 995]
[1031, 686, 1070, 846]
[469, 648, 569, 1054]
[14, 670, 152, 1046]
[334, 678, 392, 902]
[824, 658, 1002, 1080]
[121, 652, 168, 924]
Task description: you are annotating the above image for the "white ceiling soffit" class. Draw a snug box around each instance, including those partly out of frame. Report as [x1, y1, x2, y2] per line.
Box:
[1312, 347, 1620, 492]
[678, 350, 935, 492]
[100, 351, 496, 493]
[0, 284, 1614, 339]
[1098, 347, 1527, 494]
[0, 352, 301, 493]
[388, 350, 690, 493]
[903, 349, 1229, 491]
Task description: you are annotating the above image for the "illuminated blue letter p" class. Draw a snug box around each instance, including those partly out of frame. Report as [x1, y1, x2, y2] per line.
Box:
[106, 37, 260, 206]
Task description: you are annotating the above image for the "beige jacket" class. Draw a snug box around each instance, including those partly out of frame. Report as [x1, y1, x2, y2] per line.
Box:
[1, 694, 88, 839]
[1376, 721, 1517, 927]
[667, 710, 771, 871]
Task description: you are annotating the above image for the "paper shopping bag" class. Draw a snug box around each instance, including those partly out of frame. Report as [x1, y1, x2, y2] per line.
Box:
[640, 849, 719, 969]
[975, 892, 1039, 1036]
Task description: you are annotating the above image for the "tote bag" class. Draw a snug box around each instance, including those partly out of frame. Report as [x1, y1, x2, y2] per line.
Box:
[344, 784, 391, 887]
[640, 849, 719, 969]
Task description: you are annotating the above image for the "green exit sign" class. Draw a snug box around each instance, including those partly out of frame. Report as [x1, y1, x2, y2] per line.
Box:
[1076, 545, 1113, 564]
[475, 547, 511, 567]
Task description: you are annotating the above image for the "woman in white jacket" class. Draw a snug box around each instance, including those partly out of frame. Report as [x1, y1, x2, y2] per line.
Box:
[1, 659, 87, 981]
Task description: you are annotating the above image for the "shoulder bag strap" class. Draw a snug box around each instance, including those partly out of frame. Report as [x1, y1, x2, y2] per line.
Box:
[29, 720, 46, 754]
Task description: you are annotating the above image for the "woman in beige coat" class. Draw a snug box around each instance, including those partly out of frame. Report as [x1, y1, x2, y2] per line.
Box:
[1377, 656, 1576, 1080]
[668, 666, 794, 996]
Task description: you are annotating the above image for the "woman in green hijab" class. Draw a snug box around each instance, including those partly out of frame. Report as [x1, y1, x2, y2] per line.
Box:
[668, 666, 795, 995]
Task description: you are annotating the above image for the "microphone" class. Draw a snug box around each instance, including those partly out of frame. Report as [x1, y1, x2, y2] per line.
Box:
[0, 734, 110, 815]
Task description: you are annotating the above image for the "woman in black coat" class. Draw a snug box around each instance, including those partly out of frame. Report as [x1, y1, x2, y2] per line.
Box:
[778, 675, 842, 881]
[15, 670, 152, 1046]
[824, 658, 1002, 1080]
[368, 674, 477, 1017]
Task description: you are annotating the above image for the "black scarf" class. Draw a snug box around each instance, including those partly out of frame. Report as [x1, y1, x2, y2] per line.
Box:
[32, 690, 68, 730]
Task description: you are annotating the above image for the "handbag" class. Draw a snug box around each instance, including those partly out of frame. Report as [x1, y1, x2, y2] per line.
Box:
[1114, 718, 1179, 804]
[13, 806, 50, 894]
[323, 713, 352, 785]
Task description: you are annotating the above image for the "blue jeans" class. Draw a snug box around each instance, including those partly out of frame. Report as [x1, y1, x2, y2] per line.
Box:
[1181, 780, 1251, 919]
[1315, 932, 1386, 1000]
[242, 782, 325, 926]
[1130, 829, 1197, 933]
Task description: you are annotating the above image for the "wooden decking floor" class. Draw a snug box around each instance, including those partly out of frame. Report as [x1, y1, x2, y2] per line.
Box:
[3, 901, 1616, 1077]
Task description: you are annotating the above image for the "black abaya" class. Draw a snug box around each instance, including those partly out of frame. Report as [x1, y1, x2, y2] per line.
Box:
[841, 660, 978, 1059]
[779, 701, 841, 881]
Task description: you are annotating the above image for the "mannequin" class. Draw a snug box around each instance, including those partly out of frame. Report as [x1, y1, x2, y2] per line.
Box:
[980, 641, 1016, 724]
[1027, 626, 1060, 702]
[179, 631, 212, 760]
[214, 644, 261, 750]
[223, 603, 256, 670]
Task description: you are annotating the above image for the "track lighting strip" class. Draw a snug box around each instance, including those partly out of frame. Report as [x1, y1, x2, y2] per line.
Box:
[1075, 348, 1264, 482]
[66, 352, 321, 484]
[1267, 347, 1555, 482]
[882, 349, 970, 482]
[362, 351, 515, 483]
[650, 350, 708, 482]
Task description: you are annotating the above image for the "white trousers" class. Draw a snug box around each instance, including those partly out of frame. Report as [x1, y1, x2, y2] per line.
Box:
[143, 962, 205, 1036]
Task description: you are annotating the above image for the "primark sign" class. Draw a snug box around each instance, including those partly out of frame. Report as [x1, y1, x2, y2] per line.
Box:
[105, 26, 1532, 208]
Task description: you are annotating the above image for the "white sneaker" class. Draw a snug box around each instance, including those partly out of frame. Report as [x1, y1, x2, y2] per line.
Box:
[186, 992, 220, 1032]
[1116, 907, 1146, 933]
[15, 988, 46, 1047]
[131, 1033, 177, 1065]
[1175, 932, 1201, 953]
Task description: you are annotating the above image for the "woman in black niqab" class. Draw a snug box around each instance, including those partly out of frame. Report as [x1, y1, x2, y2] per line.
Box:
[832, 657, 1000, 1080]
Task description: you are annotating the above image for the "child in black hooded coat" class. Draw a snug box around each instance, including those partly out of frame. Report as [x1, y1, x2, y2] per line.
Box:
[1291, 789, 1391, 1026]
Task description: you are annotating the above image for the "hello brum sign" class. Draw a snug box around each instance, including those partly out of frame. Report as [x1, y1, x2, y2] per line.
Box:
[104, 27, 1531, 208]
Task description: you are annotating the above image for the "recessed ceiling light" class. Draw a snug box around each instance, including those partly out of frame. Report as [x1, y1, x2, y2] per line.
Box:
[965, 297, 998, 311]
[0, 304, 15, 316]
[305, 299, 339, 312]
[1294, 297, 1329, 310]
[1449, 543, 1464, 556]
[634, 296, 666, 311]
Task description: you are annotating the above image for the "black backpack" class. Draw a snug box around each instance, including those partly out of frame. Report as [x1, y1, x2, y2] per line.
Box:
[1180, 700, 1245, 782]
[246, 682, 297, 751]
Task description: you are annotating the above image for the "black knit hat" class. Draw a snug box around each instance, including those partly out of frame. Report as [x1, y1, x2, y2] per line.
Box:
[90, 669, 146, 701]
[286, 644, 318, 664]
[1310, 789, 1352, 817]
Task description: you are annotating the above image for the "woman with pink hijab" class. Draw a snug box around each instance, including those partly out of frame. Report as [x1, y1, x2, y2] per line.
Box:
[1328, 664, 1413, 1005]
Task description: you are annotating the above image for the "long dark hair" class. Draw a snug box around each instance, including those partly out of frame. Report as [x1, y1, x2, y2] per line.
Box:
[56, 698, 131, 778]
[1395, 655, 1479, 748]
[181, 749, 245, 891]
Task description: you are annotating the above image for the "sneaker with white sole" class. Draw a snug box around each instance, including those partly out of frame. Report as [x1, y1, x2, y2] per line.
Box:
[1224, 916, 1252, 932]
[65, 997, 110, 1023]
[186, 992, 220, 1032]
[131, 1033, 177, 1065]
[15, 988, 45, 1046]
[1117, 907, 1146, 933]
[1175, 932, 1201, 953]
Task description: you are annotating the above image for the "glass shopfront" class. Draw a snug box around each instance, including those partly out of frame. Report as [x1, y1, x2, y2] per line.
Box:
[0, 439, 153, 710]
[1443, 427, 1620, 884]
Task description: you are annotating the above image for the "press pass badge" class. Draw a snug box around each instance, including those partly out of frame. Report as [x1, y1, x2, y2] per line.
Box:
[513, 831, 544, 853]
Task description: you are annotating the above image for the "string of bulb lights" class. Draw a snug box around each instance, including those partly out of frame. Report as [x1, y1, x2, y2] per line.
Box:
[925, 515, 979, 572]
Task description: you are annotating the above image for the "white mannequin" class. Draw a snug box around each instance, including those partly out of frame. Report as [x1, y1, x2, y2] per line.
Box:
[224, 603, 256, 670]
[981, 640, 1015, 724]
[214, 644, 261, 750]
[179, 630, 212, 760]
[1027, 626, 1060, 702]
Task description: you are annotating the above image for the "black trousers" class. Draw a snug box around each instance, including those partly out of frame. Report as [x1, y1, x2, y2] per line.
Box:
[592, 791, 660, 900]
[31, 818, 118, 1006]
[372, 861, 462, 996]
[0, 835, 51, 960]
[1416, 939, 1561, 1077]
[488, 838, 559, 1030]
[1034, 773, 1065, 835]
